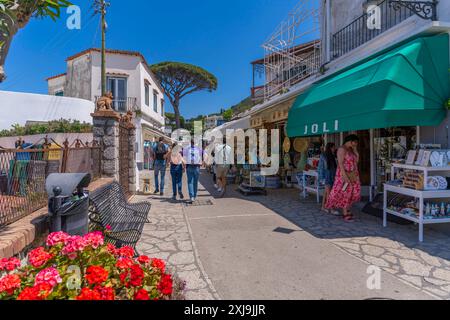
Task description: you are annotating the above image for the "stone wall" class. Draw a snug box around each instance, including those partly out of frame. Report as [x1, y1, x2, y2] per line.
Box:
[91, 110, 136, 194]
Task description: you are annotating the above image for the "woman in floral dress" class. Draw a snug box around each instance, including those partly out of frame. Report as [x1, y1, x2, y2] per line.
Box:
[325, 135, 361, 222]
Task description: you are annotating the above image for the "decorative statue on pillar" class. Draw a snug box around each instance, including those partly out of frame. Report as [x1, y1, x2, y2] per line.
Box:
[121, 111, 134, 124]
[96, 92, 114, 112]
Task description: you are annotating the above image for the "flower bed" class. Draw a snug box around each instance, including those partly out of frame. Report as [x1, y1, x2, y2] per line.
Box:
[0, 231, 185, 300]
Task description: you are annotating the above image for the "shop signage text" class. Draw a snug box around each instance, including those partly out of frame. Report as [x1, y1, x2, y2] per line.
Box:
[303, 120, 339, 136]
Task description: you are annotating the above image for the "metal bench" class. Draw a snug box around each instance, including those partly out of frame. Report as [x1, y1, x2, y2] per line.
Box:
[89, 181, 151, 251]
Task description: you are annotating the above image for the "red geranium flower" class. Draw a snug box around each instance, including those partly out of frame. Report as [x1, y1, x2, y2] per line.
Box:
[76, 288, 102, 300]
[0, 274, 21, 295]
[0, 257, 21, 271]
[129, 264, 144, 287]
[106, 243, 117, 256]
[95, 286, 115, 300]
[85, 266, 109, 285]
[134, 289, 150, 300]
[151, 258, 166, 273]
[116, 257, 134, 270]
[17, 283, 53, 300]
[137, 255, 151, 265]
[157, 274, 173, 296]
[119, 264, 144, 288]
[118, 246, 135, 258]
[28, 247, 54, 268]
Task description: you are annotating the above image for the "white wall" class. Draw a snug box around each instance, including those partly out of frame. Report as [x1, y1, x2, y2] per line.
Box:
[139, 63, 165, 126]
[90, 51, 142, 104]
[0, 91, 94, 130]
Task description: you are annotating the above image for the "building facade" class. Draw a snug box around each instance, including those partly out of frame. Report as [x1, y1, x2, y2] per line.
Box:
[205, 115, 225, 130]
[248, 0, 450, 199]
[47, 48, 167, 189]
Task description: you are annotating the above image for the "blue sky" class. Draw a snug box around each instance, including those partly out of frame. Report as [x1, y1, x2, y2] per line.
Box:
[0, 0, 300, 119]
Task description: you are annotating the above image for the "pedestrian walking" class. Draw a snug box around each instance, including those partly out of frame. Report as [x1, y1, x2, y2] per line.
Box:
[214, 137, 232, 196]
[318, 142, 338, 215]
[168, 142, 186, 201]
[325, 135, 361, 222]
[153, 137, 169, 196]
[183, 139, 207, 203]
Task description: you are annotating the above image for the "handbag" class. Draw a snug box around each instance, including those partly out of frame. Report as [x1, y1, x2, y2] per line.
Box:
[345, 171, 358, 183]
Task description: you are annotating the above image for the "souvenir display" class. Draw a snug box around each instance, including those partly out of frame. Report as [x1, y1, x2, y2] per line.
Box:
[293, 138, 308, 153]
[402, 171, 424, 190]
[415, 150, 425, 165]
[283, 137, 291, 153]
[405, 150, 416, 165]
[421, 151, 432, 167]
[426, 176, 440, 190]
[430, 151, 448, 167]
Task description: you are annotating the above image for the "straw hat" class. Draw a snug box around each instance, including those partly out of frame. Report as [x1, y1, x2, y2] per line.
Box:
[293, 138, 308, 153]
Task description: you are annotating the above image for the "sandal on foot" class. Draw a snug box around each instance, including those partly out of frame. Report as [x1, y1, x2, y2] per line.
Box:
[343, 215, 355, 222]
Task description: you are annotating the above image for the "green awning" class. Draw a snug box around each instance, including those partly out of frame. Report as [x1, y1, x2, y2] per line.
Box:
[286, 34, 450, 137]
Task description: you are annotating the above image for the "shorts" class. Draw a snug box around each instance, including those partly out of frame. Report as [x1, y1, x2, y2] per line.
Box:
[215, 165, 229, 178]
[324, 169, 336, 187]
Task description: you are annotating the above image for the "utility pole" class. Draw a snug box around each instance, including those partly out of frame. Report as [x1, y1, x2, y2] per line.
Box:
[94, 0, 110, 96]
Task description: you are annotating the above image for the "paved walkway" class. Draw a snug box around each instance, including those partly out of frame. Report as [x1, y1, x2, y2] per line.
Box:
[136, 169, 450, 300]
[134, 171, 220, 300]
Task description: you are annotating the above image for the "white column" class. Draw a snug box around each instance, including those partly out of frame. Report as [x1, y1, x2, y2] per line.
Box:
[325, 0, 332, 62]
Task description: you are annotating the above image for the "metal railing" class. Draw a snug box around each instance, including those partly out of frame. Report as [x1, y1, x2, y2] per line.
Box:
[264, 47, 322, 100]
[0, 144, 102, 228]
[331, 0, 423, 60]
[94, 96, 138, 113]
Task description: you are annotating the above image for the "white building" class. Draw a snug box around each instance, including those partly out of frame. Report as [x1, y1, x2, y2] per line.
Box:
[46, 48, 168, 178]
[205, 115, 224, 130]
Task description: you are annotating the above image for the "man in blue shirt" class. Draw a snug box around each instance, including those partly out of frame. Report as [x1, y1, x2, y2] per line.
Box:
[183, 139, 206, 203]
[153, 137, 169, 196]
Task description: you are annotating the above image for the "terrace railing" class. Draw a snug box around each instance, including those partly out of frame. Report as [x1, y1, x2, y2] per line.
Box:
[94, 96, 138, 113]
[0, 144, 102, 228]
[331, 0, 437, 60]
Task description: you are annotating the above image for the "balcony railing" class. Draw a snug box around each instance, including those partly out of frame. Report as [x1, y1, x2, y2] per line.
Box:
[331, 0, 430, 60]
[94, 96, 138, 113]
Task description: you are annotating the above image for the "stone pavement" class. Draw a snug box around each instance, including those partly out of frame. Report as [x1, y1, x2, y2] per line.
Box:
[134, 170, 220, 300]
[135, 169, 450, 300]
[250, 191, 450, 299]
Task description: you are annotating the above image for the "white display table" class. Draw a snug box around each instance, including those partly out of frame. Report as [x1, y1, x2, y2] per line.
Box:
[301, 170, 323, 204]
[391, 163, 450, 186]
[383, 164, 450, 242]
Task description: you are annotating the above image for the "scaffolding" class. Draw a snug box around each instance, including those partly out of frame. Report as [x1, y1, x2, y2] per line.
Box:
[262, 0, 322, 101]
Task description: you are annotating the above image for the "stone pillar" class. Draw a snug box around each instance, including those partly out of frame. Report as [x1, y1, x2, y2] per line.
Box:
[91, 110, 121, 181]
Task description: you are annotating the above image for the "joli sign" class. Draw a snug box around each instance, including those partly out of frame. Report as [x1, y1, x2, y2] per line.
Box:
[303, 120, 339, 135]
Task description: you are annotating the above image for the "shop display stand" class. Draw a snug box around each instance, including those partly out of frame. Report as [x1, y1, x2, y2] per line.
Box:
[383, 164, 450, 242]
[301, 170, 323, 204]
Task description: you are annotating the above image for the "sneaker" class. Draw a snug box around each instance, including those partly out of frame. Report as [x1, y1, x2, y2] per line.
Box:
[160, 192, 164, 196]
[154, 190, 159, 194]
[172, 195, 177, 201]
[214, 184, 219, 189]
[217, 188, 223, 193]
[188, 198, 194, 204]
[179, 193, 184, 200]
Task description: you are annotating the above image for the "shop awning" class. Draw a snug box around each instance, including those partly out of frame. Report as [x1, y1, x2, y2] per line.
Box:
[212, 116, 251, 135]
[286, 34, 450, 137]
